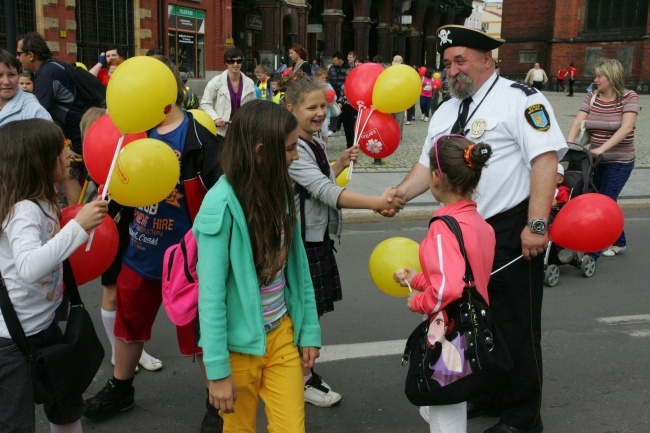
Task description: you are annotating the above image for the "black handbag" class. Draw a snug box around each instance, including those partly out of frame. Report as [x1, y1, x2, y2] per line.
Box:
[0, 259, 105, 409]
[402, 215, 512, 406]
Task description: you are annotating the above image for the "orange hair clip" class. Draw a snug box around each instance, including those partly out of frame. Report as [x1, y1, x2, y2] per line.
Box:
[463, 144, 475, 169]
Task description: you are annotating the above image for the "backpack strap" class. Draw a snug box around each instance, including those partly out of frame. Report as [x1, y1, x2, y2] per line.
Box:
[428, 215, 474, 285]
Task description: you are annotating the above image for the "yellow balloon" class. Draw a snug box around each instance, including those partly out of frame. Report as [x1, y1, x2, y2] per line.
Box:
[188, 109, 217, 135]
[368, 237, 422, 297]
[107, 56, 177, 133]
[433, 72, 441, 79]
[372, 65, 422, 114]
[329, 162, 350, 187]
[75, 62, 88, 71]
[109, 138, 180, 207]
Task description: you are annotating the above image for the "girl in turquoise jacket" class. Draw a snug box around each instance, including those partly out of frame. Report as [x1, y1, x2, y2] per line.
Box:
[194, 100, 321, 433]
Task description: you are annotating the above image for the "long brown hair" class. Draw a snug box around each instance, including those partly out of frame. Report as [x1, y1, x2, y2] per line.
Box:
[220, 100, 298, 285]
[430, 135, 492, 197]
[0, 119, 65, 231]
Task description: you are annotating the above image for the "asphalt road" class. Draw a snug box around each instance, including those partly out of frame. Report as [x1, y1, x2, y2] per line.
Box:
[35, 212, 650, 433]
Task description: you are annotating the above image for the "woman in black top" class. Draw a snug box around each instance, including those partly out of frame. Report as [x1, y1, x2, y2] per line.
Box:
[289, 44, 311, 75]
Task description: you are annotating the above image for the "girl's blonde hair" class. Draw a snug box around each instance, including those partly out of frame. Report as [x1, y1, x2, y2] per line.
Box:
[0, 119, 65, 231]
[79, 107, 107, 139]
[278, 71, 325, 107]
[593, 58, 626, 100]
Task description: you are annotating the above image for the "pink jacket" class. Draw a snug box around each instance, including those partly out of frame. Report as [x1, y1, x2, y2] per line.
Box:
[410, 200, 495, 314]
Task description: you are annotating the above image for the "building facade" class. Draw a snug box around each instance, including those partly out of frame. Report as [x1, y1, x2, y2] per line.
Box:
[499, 0, 650, 92]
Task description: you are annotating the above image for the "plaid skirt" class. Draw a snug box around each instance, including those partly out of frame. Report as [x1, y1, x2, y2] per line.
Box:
[304, 238, 342, 317]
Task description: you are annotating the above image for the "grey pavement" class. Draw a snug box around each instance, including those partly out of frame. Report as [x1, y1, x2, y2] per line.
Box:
[327, 92, 650, 220]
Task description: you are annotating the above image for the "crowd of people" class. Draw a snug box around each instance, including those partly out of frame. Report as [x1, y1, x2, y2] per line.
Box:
[0, 24, 639, 433]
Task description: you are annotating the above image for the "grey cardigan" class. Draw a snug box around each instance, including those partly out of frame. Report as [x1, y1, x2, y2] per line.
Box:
[288, 137, 343, 243]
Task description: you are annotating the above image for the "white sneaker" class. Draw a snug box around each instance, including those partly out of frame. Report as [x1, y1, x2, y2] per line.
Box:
[304, 373, 342, 407]
[420, 114, 425, 121]
[419, 406, 430, 424]
[424, 117, 429, 122]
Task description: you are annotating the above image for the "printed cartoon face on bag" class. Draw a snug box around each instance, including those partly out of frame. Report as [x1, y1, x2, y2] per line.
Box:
[425, 310, 472, 386]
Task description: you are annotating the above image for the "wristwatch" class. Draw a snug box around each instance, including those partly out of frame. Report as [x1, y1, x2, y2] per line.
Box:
[526, 219, 547, 235]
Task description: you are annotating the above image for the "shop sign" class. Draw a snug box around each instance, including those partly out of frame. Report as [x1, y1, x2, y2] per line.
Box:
[307, 24, 323, 33]
[246, 15, 262, 31]
[178, 33, 195, 45]
[168, 5, 206, 34]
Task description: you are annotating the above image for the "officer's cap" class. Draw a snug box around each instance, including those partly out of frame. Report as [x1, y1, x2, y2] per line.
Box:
[436, 25, 505, 55]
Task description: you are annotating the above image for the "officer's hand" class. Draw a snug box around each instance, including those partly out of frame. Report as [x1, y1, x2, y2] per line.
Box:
[520, 228, 548, 260]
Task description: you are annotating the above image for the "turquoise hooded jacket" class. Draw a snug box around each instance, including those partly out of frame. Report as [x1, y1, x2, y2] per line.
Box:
[194, 176, 321, 380]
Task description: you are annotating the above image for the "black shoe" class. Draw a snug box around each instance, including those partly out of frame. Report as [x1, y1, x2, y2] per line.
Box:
[201, 397, 224, 432]
[84, 379, 135, 420]
[484, 421, 543, 433]
[467, 402, 500, 419]
[372, 159, 384, 165]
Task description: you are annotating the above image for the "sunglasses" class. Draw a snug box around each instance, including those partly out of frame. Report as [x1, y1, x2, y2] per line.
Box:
[226, 59, 243, 65]
[16, 50, 30, 56]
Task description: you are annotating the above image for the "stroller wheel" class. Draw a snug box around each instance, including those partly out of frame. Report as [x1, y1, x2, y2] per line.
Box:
[581, 255, 596, 277]
[544, 265, 560, 287]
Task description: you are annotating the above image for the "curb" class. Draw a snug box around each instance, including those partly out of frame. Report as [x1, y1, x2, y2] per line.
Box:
[342, 198, 650, 223]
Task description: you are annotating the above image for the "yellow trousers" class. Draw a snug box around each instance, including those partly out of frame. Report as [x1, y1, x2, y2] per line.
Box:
[222, 317, 305, 433]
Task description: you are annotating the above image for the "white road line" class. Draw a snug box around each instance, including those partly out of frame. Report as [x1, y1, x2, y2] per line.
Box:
[629, 330, 650, 338]
[318, 339, 407, 363]
[596, 314, 650, 325]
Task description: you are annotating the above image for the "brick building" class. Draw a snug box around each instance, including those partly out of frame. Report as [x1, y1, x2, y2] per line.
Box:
[499, 0, 650, 93]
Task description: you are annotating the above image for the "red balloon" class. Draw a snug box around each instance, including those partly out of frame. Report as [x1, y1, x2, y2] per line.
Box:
[325, 89, 336, 104]
[344, 63, 385, 110]
[418, 66, 427, 77]
[282, 67, 293, 77]
[83, 115, 147, 184]
[433, 78, 443, 88]
[432, 82, 441, 91]
[549, 193, 624, 252]
[61, 205, 119, 285]
[356, 109, 401, 159]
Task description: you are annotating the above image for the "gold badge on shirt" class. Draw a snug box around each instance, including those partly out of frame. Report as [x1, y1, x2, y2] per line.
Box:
[470, 119, 487, 138]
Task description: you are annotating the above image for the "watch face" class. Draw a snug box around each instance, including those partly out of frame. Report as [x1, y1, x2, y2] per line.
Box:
[531, 220, 546, 233]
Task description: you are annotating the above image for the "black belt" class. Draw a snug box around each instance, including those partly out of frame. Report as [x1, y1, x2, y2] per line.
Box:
[486, 199, 529, 226]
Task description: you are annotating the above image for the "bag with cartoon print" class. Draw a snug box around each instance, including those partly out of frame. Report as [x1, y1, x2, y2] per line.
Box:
[402, 216, 512, 406]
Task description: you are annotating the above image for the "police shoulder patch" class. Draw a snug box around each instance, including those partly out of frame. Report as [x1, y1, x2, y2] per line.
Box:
[525, 104, 551, 132]
[511, 82, 538, 96]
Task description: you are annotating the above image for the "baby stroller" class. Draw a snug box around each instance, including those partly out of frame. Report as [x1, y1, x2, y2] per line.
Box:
[544, 143, 602, 287]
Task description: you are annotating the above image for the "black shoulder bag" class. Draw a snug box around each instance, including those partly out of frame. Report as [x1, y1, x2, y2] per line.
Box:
[0, 260, 105, 409]
[402, 215, 512, 406]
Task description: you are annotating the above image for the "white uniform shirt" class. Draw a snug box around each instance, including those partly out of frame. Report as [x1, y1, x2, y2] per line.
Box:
[0, 200, 88, 337]
[419, 73, 567, 219]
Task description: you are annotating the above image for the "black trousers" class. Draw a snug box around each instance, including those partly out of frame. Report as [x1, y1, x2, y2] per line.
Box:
[568, 78, 575, 95]
[341, 104, 358, 148]
[471, 209, 544, 430]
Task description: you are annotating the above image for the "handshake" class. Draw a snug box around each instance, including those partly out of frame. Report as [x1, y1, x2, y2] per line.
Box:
[374, 186, 406, 217]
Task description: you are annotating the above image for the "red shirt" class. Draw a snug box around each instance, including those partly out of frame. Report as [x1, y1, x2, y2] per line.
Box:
[569, 66, 577, 79]
[557, 69, 568, 80]
[97, 68, 110, 86]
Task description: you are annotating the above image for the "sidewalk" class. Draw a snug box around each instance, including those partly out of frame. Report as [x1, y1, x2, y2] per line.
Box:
[328, 92, 650, 221]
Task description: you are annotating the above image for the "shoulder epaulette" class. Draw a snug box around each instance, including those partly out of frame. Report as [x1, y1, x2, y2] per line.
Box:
[510, 82, 538, 96]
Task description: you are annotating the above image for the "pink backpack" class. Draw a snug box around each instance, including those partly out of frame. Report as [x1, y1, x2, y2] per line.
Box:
[162, 229, 198, 326]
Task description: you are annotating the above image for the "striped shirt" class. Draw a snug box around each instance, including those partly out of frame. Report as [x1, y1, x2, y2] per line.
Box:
[582, 91, 639, 163]
[260, 229, 287, 331]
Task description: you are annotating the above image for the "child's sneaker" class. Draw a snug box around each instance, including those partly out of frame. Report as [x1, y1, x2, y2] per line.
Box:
[304, 372, 342, 407]
[84, 379, 135, 420]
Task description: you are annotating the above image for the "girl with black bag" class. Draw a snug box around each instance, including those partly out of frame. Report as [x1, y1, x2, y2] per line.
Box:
[0, 119, 108, 433]
[394, 135, 495, 433]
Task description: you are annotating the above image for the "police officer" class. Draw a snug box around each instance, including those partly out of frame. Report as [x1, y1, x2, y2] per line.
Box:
[384, 25, 567, 433]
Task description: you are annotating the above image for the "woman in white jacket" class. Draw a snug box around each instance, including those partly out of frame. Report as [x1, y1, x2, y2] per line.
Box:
[199, 48, 256, 137]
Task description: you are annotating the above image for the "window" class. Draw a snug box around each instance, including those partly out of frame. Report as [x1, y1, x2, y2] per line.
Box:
[168, 5, 205, 78]
[519, 51, 537, 64]
[482, 23, 489, 32]
[585, 0, 648, 34]
[0, 0, 36, 49]
[75, 0, 134, 65]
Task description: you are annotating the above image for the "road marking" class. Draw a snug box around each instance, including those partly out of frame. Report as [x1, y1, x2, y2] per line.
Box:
[318, 339, 406, 363]
[596, 314, 650, 325]
[629, 330, 650, 338]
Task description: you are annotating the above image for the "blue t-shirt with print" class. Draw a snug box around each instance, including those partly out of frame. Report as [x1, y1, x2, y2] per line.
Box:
[121, 114, 192, 280]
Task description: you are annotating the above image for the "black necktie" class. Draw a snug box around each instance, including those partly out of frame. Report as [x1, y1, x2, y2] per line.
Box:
[453, 98, 472, 135]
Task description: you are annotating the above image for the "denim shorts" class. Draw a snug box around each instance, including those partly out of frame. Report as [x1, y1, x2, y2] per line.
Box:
[0, 322, 85, 428]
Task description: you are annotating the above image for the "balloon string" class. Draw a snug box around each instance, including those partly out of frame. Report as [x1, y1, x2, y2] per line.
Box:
[86, 134, 125, 252]
[490, 255, 523, 276]
[405, 279, 413, 293]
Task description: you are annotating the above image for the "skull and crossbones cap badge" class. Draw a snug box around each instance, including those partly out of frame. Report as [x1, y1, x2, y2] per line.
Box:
[436, 25, 505, 55]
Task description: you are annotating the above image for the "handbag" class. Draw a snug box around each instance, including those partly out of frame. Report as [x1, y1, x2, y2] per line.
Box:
[329, 101, 342, 118]
[402, 215, 512, 406]
[0, 259, 105, 409]
[575, 92, 599, 149]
